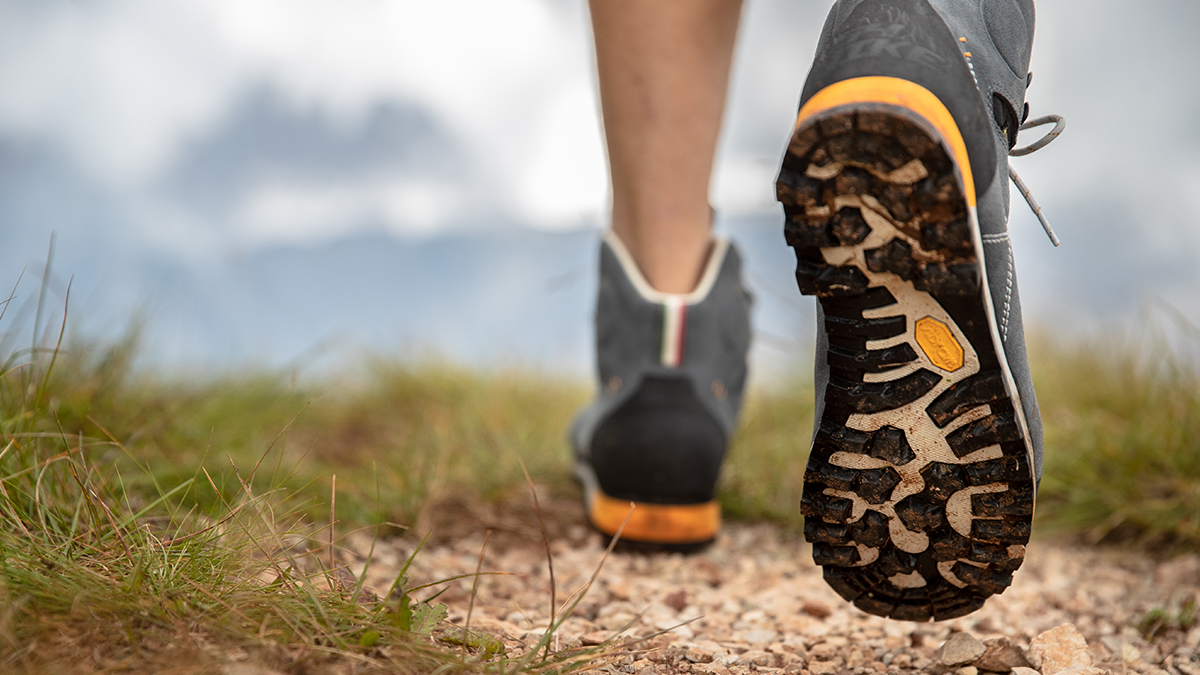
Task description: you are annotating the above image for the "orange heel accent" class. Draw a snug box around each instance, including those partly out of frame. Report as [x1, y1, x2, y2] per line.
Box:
[588, 492, 720, 545]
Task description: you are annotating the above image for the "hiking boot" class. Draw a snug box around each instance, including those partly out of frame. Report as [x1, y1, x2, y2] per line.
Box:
[776, 0, 1056, 620]
[571, 231, 752, 550]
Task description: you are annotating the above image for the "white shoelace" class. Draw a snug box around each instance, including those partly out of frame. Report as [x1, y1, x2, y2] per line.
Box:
[1008, 114, 1066, 246]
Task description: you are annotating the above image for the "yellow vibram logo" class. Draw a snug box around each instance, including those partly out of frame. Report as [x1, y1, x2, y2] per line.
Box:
[915, 317, 964, 372]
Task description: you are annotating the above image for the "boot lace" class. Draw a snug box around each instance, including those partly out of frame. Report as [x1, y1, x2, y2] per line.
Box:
[1008, 114, 1066, 246]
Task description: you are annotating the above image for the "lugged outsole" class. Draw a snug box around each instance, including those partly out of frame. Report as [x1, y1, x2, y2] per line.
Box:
[779, 78, 1036, 621]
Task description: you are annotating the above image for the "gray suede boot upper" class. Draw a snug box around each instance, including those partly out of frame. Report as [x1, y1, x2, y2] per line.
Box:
[571, 232, 751, 547]
[775, 0, 1058, 620]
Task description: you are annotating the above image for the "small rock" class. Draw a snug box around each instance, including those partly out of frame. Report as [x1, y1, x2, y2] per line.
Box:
[893, 655, 913, 669]
[608, 582, 632, 601]
[1177, 662, 1200, 675]
[743, 630, 778, 646]
[599, 611, 640, 631]
[976, 637, 1034, 672]
[1054, 668, 1103, 675]
[1119, 644, 1144, 666]
[664, 590, 689, 612]
[1029, 625, 1092, 675]
[648, 648, 683, 665]
[742, 609, 768, 623]
[810, 660, 841, 675]
[575, 602, 601, 621]
[811, 643, 839, 661]
[694, 558, 724, 587]
[1098, 637, 1124, 658]
[716, 654, 740, 668]
[1011, 668, 1041, 675]
[740, 650, 778, 667]
[958, 667, 979, 675]
[803, 601, 833, 619]
[938, 633, 987, 668]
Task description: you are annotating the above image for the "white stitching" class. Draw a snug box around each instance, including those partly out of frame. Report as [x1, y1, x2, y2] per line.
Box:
[1000, 243, 1014, 341]
[981, 232, 1010, 243]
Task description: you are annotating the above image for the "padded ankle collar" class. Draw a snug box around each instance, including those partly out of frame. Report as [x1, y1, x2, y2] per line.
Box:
[603, 230, 732, 305]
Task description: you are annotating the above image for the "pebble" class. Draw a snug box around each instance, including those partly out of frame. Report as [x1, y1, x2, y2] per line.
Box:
[938, 633, 987, 667]
[665, 590, 689, 612]
[1029, 624, 1092, 675]
[1053, 668, 1103, 675]
[976, 636, 1034, 671]
[802, 601, 832, 619]
[350, 522, 1193, 675]
[739, 650, 777, 667]
[809, 661, 840, 675]
[809, 643, 839, 661]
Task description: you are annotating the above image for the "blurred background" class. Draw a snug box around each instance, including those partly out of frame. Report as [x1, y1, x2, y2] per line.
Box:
[1, 0, 1198, 381]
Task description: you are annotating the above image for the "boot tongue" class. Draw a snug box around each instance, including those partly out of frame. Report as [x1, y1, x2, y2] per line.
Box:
[992, 93, 1022, 152]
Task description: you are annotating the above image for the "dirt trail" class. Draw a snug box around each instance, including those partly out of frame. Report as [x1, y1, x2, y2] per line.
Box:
[346, 515, 1199, 675]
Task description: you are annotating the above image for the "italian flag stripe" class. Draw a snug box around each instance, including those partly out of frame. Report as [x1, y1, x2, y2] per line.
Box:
[660, 297, 687, 368]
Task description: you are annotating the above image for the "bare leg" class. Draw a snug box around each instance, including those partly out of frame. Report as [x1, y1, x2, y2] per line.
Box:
[590, 0, 744, 293]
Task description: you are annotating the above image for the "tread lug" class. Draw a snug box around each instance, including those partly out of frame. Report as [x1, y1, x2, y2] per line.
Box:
[947, 411, 1022, 457]
[795, 260, 871, 297]
[826, 369, 941, 415]
[866, 425, 917, 465]
[801, 490, 854, 523]
[927, 371, 1008, 427]
[851, 509, 891, 547]
[856, 467, 902, 504]
[813, 543, 861, 566]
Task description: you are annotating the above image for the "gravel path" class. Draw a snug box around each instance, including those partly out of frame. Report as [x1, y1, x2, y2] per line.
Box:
[345, 517, 1199, 675]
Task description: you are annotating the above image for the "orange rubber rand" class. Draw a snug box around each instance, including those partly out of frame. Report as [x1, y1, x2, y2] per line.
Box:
[795, 76, 977, 208]
[588, 492, 721, 545]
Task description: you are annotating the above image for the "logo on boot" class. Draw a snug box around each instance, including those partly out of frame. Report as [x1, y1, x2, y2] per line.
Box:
[915, 316, 963, 372]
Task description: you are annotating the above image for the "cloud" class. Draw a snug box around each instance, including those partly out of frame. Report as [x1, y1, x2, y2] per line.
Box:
[0, 0, 604, 247]
[1018, 0, 1200, 248]
[233, 177, 463, 245]
[0, 2, 242, 188]
[516, 81, 607, 227]
[1, 0, 1199, 314]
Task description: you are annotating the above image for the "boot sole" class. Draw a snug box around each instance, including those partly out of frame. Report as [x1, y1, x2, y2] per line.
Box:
[573, 460, 720, 551]
[778, 77, 1036, 621]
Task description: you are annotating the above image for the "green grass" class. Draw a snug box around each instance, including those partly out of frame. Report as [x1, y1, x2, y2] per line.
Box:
[721, 378, 814, 525]
[0, 274, 611, 674]
[23, 324, 1200, 550]
[37, 330, 588, 531]
[4, 263, 1200, 671]
[1033, 330, 1200, 548]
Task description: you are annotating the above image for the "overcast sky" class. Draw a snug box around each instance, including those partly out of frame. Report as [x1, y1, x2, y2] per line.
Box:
[1, 0, 1197, 370]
